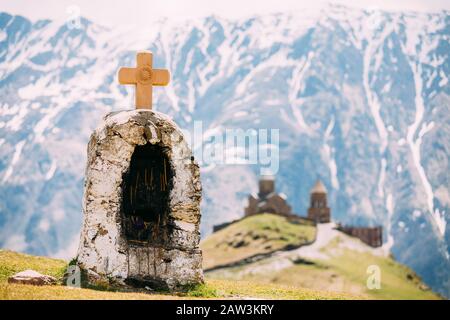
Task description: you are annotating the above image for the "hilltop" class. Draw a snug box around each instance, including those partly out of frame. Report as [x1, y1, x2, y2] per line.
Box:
[201, 214, 441, 300]
[202, 213, 316, 270]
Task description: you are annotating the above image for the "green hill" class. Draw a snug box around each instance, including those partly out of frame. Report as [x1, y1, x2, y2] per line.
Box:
[201, 214, 441, 300]
[201, 213, 316, 270]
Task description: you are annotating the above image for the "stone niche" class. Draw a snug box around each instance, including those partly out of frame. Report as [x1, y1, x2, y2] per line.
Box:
[77, 110, 203, 290]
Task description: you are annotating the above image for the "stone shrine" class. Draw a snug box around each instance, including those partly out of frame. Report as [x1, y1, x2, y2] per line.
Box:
[76, 51, 203, 290]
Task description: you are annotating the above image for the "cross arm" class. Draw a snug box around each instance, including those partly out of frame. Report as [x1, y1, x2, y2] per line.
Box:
[152, 69, 170, 86]
[118, 67, 136, 84]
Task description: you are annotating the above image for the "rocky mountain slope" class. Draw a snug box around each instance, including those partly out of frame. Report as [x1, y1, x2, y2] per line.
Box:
[0, 5, 449, 296]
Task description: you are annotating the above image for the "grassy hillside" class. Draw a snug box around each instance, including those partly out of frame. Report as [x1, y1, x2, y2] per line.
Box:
[1, 212, 440, 300]
[0, 250, 359, 300]
[202, 214, 441, 300]
[201, 214, 316, 269]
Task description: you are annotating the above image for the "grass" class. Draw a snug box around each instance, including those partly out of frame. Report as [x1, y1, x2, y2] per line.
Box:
[3, 213, 434, 300]
[201, 213, 316, 269]
[205, 279, 359, 300]
[0, 250, 67, 282]
[0, 249, 358, 300]
[206, 233, 442, 300]
[318, 237, 441, 300]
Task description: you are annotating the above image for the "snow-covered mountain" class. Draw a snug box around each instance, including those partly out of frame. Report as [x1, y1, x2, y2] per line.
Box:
[0, 5, 449, 297]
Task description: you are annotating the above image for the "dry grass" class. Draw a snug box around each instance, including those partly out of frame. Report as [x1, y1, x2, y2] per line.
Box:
[206, 236, 442, 300]
[0, 249, 359, 300]
[201, 214, 316, 269]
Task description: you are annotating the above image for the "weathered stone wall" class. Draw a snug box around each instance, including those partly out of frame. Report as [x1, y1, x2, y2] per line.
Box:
[336, 225, 383, 248]
[77, 110, 203, 290]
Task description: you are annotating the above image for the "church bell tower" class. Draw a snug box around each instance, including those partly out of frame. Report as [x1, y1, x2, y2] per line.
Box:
[307, 180, 331, 223]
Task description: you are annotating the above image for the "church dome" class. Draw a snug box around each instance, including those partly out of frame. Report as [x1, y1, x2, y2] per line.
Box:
[311, 180, 327, 194]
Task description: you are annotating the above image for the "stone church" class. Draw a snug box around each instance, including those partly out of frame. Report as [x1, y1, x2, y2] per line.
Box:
[244, 176, 292, 217]
[243, 177, 331, 222]
[240, 177, 383, 248]
[307, 180, 331, 223]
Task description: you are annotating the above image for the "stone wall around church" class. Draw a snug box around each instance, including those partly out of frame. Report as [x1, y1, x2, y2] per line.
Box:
[337, 224, 383, 248]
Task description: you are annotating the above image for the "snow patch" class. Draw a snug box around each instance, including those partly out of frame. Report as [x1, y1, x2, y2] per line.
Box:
[378, 158, 387, 197]
[45, 160, 57, 180]
[0, 30, 7, 42]
[405, 61, 443, 236]
[322, 118, 339, 190]
[2, 140, 26, 183]
[438, 70, 448, 87]
[38, 219, 50, 232]
[383, 193, 395, 254]
[3, 234, 28, 252]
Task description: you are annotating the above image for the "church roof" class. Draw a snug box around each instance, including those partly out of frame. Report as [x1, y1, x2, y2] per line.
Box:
[265, 192, 276, 199]
[311, 180, 327, 194]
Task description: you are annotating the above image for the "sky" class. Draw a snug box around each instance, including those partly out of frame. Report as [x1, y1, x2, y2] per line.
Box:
[2, 0, 450, 27]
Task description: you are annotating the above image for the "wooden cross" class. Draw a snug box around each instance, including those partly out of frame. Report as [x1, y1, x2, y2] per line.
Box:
[118, 51, 170, 109]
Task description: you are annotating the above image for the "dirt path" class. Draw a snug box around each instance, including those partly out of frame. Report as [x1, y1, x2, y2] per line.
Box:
[212, 222, 387, 277]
